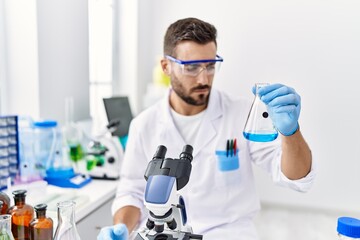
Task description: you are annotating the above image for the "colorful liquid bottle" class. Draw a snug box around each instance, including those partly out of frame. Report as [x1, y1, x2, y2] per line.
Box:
[29, 204, 53, 240]
[7, 190, 34, 240]
[0, 191, 10, 214]
[53, 201, 81, 240]
[243, 83, 278, 142]
[0, 215, 15, 240]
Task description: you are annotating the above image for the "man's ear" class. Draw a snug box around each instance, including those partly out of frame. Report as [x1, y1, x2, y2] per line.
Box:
[161, 58, 171, 76]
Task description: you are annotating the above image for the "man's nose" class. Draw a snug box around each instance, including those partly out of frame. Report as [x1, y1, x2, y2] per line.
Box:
[196, 68, 209, 85]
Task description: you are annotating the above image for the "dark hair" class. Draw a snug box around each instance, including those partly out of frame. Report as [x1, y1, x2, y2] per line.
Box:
[163, 17, 217, 57]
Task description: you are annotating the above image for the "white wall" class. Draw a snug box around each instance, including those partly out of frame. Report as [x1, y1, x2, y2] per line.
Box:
[36, 0, 90, 124]
[2, 0, 40, 117]
[0, 0, 6, 113]
[115, 0, 139, 114]
[0, 0, 90, 124]
[133, 0, 360, 214]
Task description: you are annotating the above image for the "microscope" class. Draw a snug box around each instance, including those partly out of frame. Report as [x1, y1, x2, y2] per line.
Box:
[135, 145, 203, 240]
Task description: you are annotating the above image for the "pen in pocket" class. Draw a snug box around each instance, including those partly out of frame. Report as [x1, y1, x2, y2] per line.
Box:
[226, 138, 237, 157]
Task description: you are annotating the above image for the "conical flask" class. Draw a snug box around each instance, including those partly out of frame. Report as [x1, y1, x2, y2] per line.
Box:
[53, 201, 81, 240]
[243, 83, 278, 142]
[0, 215, 15, 240]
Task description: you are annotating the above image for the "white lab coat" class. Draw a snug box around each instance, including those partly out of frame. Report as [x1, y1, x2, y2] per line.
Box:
[112, 88, 315, 240]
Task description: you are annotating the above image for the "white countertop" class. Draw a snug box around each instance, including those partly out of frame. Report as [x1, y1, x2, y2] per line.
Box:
[6, 178, 119, 223]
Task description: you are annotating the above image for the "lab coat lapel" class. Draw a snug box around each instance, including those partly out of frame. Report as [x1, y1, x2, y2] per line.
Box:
[158, 89, 222, 157]
[192, 89, 222, 158]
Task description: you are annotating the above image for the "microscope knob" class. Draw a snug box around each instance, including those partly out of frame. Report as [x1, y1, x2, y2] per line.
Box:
[167, 219, 177, 230]
[146, 219, 154, 230]
[154, 224, 164, 233]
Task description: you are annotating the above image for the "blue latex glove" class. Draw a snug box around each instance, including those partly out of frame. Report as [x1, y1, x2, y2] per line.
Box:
[255, 83, 300, 136]
[97, 223, 128, 240]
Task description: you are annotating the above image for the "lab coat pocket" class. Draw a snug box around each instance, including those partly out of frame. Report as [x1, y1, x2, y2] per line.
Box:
[215, 150, 239, 171]
[215, 150, 241, 186]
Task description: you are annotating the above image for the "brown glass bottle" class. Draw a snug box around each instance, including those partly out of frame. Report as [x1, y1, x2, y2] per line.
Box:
[7, 190, 34, 240]
[29, 204, 53, 240]
[0, 191, 11, 214]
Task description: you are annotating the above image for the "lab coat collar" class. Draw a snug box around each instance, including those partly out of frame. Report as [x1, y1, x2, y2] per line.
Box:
[160, 88, 222, 158]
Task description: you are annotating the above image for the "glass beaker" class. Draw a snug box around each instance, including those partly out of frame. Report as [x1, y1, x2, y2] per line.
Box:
[0, 215, 15, 240]
[243, 83, 278, 142]
[53, 201, 81, 240]
[33, 120, 60, 177]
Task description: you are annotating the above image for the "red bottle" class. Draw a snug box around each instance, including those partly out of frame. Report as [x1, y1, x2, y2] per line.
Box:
[7, 190, 34, 240]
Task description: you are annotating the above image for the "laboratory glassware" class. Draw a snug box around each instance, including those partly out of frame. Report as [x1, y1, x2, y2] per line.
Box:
[33, 120, 60, 177]
[0, 215, 15, 240]
[7, 189, 34, 240]
[29, 204, 53, 240]
[18, 117, 42, 183]
[337, 217, 360, 239]
[53, 201, 81, 240]
[0, 191, 10, 214]
[62, 97, 84, 168]
[243, 83, 278, 142]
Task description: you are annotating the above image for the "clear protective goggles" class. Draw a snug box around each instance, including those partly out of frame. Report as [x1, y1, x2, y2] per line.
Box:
[165, 55, 224, 77]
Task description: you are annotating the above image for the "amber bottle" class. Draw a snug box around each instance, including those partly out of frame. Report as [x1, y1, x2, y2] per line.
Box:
[29, 204, 53, 240]
[7, 190, 34, 240]
[0, 191, 11, 214]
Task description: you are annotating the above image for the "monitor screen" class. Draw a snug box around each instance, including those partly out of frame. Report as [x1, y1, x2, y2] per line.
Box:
[103, 96, 133, 137]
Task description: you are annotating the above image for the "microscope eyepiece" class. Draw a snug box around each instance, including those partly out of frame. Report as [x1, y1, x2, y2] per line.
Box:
[179, 145, 193, 162]
[153, 145, 167, 159]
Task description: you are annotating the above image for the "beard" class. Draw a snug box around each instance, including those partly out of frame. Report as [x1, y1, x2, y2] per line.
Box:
[171, 74, 211, 106]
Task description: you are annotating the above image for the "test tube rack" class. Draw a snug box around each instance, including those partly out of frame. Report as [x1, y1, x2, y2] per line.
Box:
[0, 116, 19, 190]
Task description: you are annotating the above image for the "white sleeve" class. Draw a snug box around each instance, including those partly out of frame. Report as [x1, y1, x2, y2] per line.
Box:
[111, 119, 149, 224]
[271, 149, 316, 193]
[249, 138, 316, 193]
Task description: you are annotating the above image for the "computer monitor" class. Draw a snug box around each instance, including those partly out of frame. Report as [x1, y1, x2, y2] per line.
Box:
[103, 96, 133, 137]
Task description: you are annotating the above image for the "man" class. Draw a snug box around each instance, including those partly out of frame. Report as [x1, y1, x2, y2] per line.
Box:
[98, 17, 315, 240]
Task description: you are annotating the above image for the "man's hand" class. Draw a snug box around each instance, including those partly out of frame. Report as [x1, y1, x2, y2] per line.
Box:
[256, 83, 300, 136]
[97, 223, 128, 240]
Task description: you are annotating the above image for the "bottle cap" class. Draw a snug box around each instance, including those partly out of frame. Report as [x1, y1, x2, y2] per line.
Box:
[34, 120, 57, 128]
[337, 217, 360, 238]
[12, 189, 27, 197]
[34, 203, 47, 211]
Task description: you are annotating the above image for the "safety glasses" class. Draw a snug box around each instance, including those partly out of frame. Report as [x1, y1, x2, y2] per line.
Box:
[166, 55, 223, 77]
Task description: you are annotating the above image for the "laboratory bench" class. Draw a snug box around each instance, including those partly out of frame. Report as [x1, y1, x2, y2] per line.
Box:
[6, 179, 119, 239]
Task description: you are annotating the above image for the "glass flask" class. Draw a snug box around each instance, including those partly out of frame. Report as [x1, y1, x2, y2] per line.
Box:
[243, 83, 278, 142]
[0, 191, 10, 214]
[53, 201, 81, 240]
[0, 215, 15, 240]
[7, 190, 34, 240]
[29, 204, 53, 240]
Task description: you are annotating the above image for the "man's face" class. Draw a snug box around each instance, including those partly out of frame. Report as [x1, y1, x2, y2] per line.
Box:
[165, 41, 217, 106]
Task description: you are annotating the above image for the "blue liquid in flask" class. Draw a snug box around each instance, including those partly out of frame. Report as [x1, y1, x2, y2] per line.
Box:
[243, 83, 278, 142]
[243, 132, 278, 142]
